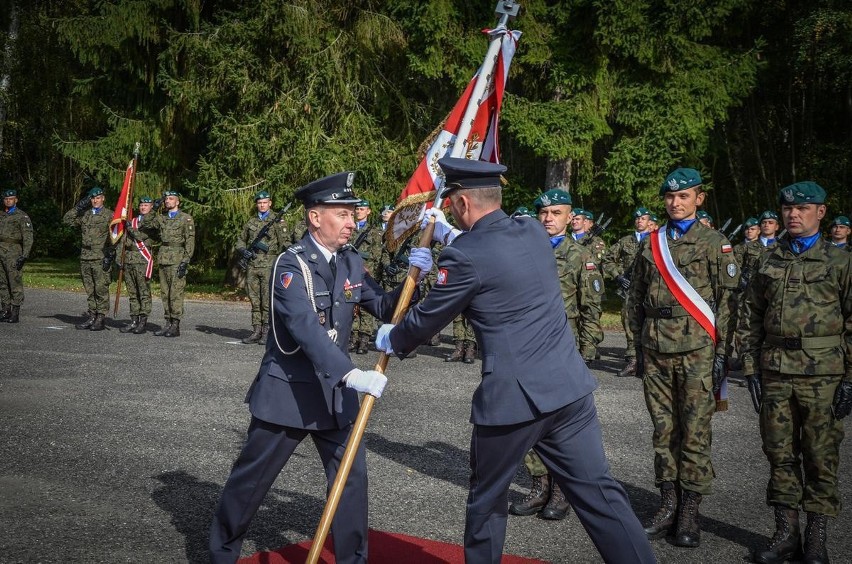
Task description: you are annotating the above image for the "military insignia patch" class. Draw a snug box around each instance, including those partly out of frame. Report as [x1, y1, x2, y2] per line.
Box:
[727, 263, 737, 278]
[593, 279, 602, 293]
[721, 244, 732, 253]
[782, 188, 795, 203]
[437, 268, 448, 285]
[280, 272, 294, 288]
[584, 262, 596, 270]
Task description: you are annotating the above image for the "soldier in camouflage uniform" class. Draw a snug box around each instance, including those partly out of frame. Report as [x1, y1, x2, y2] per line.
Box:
[828, 215, 850, 251]
[445, 314, 476, 363]
[571, 208, 606, 358]
[647, 213, 660, 232]
[139, 190, 195, 337]
[733, 217, 760, 265]
[0, 189, 33, 323]
[63, 187, 116, 331]
[236, 191, 285, 345]
[628, 168, 739, 548]
[349, 199, 383, 354]
[697, 210, 713, 228]
[729, 216, 761, 374]
[508, 189, 603, 521]
[603, 207, 652, 377]
[119, 197, 156, 334]
[759, 210, 781, 247]
[739, 182, 852, 564]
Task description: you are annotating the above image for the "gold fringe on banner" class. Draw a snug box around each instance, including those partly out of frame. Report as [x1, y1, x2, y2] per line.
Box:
[383, 190, 437, 252]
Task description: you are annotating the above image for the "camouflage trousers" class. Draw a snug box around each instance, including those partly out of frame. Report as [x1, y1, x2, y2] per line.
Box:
[760, 370, 845, 515]
[452, 314, 475, 343]
[643, 345, 716, 495]
[123, 262, 152, 316]
[245, 265, 271, 326]
[159, 263, 186, 320]
[80, 259, 111, 314]
[0, 252, 24, 307]
[523, 450, 549, 477]
[621, 301, 635, 358]
[352, 306, 376, 336]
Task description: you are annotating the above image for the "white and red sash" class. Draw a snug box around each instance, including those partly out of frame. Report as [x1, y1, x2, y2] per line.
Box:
[649, 227, 717, 344]
[132, 217, 154, 280]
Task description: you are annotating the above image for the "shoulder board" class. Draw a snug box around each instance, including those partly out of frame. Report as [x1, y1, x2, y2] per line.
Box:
[340, 243, 355, 252]
[287, 244, 305, 254]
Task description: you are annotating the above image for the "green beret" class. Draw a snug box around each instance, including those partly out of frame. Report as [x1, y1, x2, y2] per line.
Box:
[163, 190, 181, 198]
[254, 190, 271, 201]
[138, 196, 153, 204]
[831, 215, 850, 227]
[633, 207, 651, 218]
[697, 210, 712, 222]
[649, 213, 659, 222]
[2, 189, 16, 197]
[660, 167, 702, 196]
[759, 210, 779, 222]
[778, 181, 826, 205]
[381, 204, 394, 213]
[533, 189, 572, 210]
[88, 186, 104, 198]
[743, 217, 759, 228]
[356, 199, 370, 208]
[576, 209, 594, 220]
[512, 206, 533, 217]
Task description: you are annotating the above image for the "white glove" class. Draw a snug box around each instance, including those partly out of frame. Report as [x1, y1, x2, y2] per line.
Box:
[343, 368, 387, 398]
[407, 247, 432, 282]
[420, 207, 461, 245]
[375, 324, 395, 354]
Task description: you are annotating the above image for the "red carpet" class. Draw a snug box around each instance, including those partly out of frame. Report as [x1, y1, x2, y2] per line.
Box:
[239, 529, 548, 563]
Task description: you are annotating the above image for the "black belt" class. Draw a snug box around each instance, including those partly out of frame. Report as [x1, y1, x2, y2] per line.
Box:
[643, 305, 689, 319]
[764, 334, 842, 350]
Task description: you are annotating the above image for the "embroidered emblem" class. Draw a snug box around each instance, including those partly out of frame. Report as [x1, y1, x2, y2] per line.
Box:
[668, 178, 680, 190]
[782, 188, 795, 203]
[721, 244, 732, 253]
[436, 268, 448, 285]
[593, 279, 602, 293]
[540, 194, 551, 206]
[727, 263, 738, 278]
[280, 272, 294, 289]
[584, 262, 596, 270]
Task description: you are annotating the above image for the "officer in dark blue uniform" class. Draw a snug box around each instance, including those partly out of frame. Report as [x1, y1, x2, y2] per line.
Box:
[209, 171, 432, 564]
[375, 157, 656, 564]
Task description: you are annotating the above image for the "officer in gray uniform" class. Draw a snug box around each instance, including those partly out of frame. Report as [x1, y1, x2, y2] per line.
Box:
[63, 186, 115, 331]
[209, 171, 432, 564]
[376, 157, 655, 564]
[0, 189, 33, 323]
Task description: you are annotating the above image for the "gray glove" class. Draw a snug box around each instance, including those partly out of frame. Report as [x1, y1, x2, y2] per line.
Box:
[615, 274, 631, 292]
[746, 373, 762, 413]
[176, 261, 189, 279]
[832, 380, 852, 420]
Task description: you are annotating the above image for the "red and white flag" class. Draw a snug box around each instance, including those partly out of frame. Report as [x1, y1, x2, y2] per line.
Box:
[109, 159, 135, 244]
[386, 27, 521, 249]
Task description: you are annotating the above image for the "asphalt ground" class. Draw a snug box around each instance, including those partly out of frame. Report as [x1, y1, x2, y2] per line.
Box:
[1, 288, 850, 564]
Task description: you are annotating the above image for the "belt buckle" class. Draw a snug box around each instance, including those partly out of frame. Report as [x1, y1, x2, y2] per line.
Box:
[658, 307, 672, 319]
[784, 337, 802, 350]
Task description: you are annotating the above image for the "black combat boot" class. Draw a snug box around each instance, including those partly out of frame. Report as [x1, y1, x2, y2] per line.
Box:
[754, 505, 802, 564]
[0, 305, 11, 321]
[348, 333, 358, 352]
[618, 357, 637, 378]
[644, 482, 678, 539]
[803, 512, 829, 564]
[509, 474, 551, 516]
[89, 313, 106, 331]
[5, 305, 20, 323]
[163, 319, 180, 337]
[445, 341, 465, 362]
[242, 324, 262, 344]
[120, 315, 139, 333]
[674, 490, 702, 547]
[76, 310, 95, 330]
[540, 481, 571, 520]
[429, 334, 441, 347]
[462, 340, 476, 364]
[356, 332, 369, 355]
[154, 319, 171, 336]
[258, 323, 269, 345]
[132, 315, 148, 334]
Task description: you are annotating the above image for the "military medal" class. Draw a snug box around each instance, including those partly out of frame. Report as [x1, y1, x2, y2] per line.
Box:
[344, 289, 352, 300]
[318, 311, 326, 325]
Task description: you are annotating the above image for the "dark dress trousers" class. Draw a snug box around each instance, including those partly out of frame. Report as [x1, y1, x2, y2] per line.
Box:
[210, 235, 404, 564]
[389, 210, 656, 564]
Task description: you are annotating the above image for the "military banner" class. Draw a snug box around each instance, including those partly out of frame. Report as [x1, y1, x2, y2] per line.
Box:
[109, 159, 135, 245]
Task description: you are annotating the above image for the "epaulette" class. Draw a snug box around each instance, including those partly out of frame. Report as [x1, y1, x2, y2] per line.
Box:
[340, 243, 355, 252]
[287, 244, 305, 254]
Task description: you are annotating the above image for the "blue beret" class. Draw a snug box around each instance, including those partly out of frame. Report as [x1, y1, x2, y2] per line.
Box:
[439, 157, 506, 194]
[533, 189, 572, 210]
[163, 190, 181, 198]
[138, 196, 153, 204]
[2, 189, 16, 197]
[254, 191, 271, 201]
[633, 207, 651, 218]
[831, 215, 850, 227]
[660, 168, 702, 196]
[743, 217, 759, 228]
[759, 210, 779, 222]
[778, 181, 826, 205]
[295, 171, 360, 207]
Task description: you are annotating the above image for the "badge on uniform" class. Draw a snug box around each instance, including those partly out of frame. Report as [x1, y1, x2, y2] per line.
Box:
[318, 311, 327, 325]
[437, 268, 448, 285]
[593, 279, 602, 293]
[585, 262, 596, 270]
[727, 263, 737, 278]
[280, 272, 294, 289]
[721, 243, 732, 253]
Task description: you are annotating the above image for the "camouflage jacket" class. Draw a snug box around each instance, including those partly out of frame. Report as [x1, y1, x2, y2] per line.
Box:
[628, 222, 739, 355]
[122, 215, 156, 265]
[603, 232, 643, 280]
[236, 214, 284, 269]
[63, 206, 115, 261]
[140, 210, 195, 265]
[739, 239, 852, 378]
[0, 208, 34, 258]
[352, 223, 383, 277]
[576, 233, 606, 266]
[554, 236, 604, 349]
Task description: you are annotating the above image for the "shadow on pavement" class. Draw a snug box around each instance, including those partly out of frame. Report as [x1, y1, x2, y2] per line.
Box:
[195, 325, 251, 339]
[365, 433, 478, 489]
